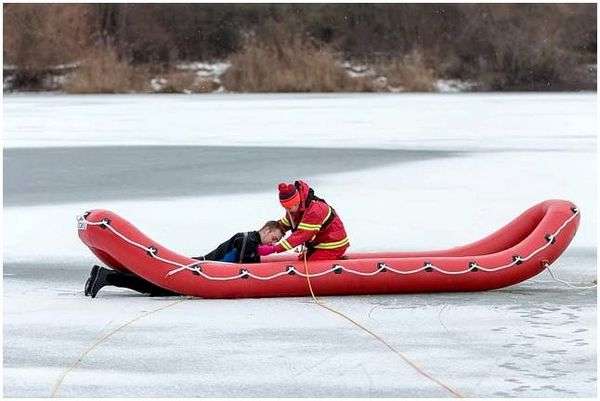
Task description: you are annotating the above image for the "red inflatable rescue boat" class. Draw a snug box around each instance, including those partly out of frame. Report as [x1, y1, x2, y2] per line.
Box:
[77, 200, 579, 299]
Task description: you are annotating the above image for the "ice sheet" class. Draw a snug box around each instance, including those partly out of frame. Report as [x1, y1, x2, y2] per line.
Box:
[3, 93, 597, 397]
[3, 93, 596, 151]
[3, 149, 596, 264]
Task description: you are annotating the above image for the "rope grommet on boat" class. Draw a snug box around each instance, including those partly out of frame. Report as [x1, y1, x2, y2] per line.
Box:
[377, 262, 388, 272]
[286, 265, 296, 275]
[469, 261, 479, 272]
[333, 265, 343, 274]
[424, 262, 434, 272]
[146, 246, 158, 257]
[100, 218, 111, 229]
[545, 234, 556, 244]
[512, 255, 523, 265]
[240, 269, 249, 279]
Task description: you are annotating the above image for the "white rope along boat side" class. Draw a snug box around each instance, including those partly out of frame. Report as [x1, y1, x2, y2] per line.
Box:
[76, 207, 591, 289]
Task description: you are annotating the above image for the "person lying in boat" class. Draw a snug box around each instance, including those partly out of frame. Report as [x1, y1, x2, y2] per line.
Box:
[257, 180, 350, 261]
[194, 220, 284, 263]
[83, 220, 285, 298]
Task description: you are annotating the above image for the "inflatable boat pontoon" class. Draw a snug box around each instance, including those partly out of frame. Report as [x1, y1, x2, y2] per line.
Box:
[77, 199, 579, 298]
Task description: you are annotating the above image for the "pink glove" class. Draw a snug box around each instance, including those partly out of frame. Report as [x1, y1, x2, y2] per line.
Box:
[257, 244, 277, 256]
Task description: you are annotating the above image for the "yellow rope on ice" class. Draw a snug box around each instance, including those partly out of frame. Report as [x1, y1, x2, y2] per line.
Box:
[51, 297, 188, 397]
[300, 249, 464, 398]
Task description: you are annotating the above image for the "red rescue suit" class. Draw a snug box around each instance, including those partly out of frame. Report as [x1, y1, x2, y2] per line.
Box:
[274, 180, 349, 260]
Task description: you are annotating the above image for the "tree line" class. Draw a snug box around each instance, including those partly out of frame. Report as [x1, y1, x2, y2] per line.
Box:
[3, 3, 597, 91]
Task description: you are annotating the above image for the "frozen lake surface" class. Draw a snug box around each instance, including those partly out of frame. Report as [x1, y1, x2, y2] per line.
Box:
[4, 146, 457, 206]
[3, 93, 597, 397]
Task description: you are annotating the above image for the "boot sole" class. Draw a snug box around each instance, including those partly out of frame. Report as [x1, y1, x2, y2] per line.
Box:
[84, 265, 101, 296]
[85, 265, 102, 297]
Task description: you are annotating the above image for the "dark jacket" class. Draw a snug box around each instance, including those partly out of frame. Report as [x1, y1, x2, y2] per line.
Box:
[200, 231, 262, 263]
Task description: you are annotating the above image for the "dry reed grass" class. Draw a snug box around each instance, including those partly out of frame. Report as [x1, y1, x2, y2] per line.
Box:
[63, 47, 149, 93]
[374, 51, 437, 92]
[222, 30, 373, 92]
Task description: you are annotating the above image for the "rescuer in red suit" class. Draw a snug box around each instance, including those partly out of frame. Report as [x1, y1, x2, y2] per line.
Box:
[257, 180, 350, 261]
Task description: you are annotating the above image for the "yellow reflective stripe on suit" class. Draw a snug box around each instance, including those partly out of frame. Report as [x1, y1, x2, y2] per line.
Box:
[313, 237, 350, 249]
[321, 207, 332, 225]
[298, 223, 321, 231]
[278, 239, 293, 250]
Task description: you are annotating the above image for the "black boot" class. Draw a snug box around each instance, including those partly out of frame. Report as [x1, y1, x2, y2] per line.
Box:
[85, 265, 112, 298]
[85, 265, 178, 297]
[84, 265, 100, 296]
